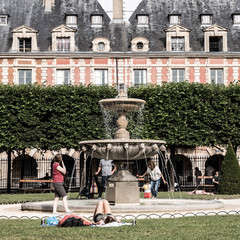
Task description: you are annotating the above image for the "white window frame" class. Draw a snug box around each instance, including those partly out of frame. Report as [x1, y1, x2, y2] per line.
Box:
[137, 15, 149, 26]
[233, 14, 240, 25]
[56, 37, 70, 52]
[210, 68, 224, 84]
[171, 37, 185, 51]
[66, 15, 77, 27]
[18, 69, 32, 85]
[172, 69, 185, 82]
[91, 15, 103, 27]
[170, 15, 180, 25]
[0, 15, 8, 25]
[94, 69, 108, 85]
[133, 69, 147, 86]
[201, 15, 212, 25]
[56, 69, 71, 85]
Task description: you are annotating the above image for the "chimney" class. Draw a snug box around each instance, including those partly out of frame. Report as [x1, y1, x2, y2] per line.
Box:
[112, 0, 123, 23]
[43, 0, 55, 13]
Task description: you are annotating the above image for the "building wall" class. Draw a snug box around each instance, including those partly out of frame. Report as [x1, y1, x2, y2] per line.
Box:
[1, 56, 239, 86]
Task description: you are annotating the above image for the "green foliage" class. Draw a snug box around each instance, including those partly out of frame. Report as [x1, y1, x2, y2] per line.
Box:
[128, 82, 240, 148]
[0, 84, 117, 151]
[219, 143, 240, 194]
[1, 82, 240, 152]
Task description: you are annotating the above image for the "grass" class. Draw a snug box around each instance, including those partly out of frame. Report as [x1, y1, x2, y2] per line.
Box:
[0, 215, 240, 240]
[1, 191, 240, 204]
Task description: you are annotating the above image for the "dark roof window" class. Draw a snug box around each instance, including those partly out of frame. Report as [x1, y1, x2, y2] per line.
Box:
[0, 15, 8, 25]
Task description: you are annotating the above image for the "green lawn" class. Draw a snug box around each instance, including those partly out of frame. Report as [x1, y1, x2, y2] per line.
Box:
[1, 191, 240, 204]
[0, 215, 239, 240]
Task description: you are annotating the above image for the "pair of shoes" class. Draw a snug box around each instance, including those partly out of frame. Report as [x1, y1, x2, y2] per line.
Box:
[65, 210, 72, 214]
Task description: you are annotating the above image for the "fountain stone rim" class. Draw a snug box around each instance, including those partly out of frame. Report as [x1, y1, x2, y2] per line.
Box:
[79, 139, 166, 145]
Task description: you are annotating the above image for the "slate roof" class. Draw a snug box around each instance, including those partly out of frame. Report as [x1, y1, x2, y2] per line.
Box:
[129, 0, 240, 51]
[0, 0, 240, 52]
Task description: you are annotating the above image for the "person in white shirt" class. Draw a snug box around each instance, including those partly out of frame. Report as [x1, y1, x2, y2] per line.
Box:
[139, 160, 167, 199]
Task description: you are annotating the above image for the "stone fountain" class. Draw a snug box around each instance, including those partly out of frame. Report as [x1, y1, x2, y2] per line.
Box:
[79, 86, 166, 204]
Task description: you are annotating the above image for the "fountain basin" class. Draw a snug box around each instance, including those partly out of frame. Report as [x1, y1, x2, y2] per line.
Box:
[99, 98, 146, 112]
[79, 139, 166, 160]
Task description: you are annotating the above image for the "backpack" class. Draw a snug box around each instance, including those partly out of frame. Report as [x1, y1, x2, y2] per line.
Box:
[41, 216, 59, 226]
[58, 214, 92, 227]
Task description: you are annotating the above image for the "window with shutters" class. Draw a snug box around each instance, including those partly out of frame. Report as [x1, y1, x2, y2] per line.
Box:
[134, 69, 147, 86]
[210, 69, 224, 84]
[56, 37, 70, 52]
[94, 69, 108, 85]
[172, 69, 185, 82]
[56, 69, 70, 85]
[171, 37, 185, 51]
[18, 69, 32, 85]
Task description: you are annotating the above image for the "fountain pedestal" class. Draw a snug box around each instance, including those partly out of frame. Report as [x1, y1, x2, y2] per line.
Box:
[106, 169, 139, 204]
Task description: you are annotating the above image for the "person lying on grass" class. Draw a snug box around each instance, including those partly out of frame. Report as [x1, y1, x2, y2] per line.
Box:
[58, 200, 119, 227]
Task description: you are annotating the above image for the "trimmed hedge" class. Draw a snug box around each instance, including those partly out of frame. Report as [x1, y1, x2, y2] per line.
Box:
[0, 84, 117, 151]
[0, 82, 240, 151]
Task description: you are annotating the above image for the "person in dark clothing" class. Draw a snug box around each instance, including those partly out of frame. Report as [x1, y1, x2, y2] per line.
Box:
[195, 167, 202, 186]
[212, 171, 219, 193]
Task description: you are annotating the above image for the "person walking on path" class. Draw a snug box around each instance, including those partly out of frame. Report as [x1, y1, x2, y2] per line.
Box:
[95, 159, 116, 199]
[138, 160, 167, 199]
[52, 154, 71, 214]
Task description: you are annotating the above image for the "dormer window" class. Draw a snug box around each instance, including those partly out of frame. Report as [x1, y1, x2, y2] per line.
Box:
[137, 42, 144, 49]
[11, 25, 38, 52]
[91, 15, 103, 27]
[51, 25, 76, 52]
[131, 37, 149, 52]
[203, 25, 228, 52]
[165, 25, 190, 52]
[169, 15, 180, 25]
[233, 14, 240, 25]
[201, 14, 212, 26]
[0, 15, 8, 25]
[137, 15, 149, 26]
[66, 15, 77, 27]
[19, 38, 32, 52]
[98, 42, 105, 51]
[92, 38, 110, 52]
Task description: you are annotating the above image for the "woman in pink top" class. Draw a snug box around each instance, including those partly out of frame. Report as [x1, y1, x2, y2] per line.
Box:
[52, 154, 71, 215]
